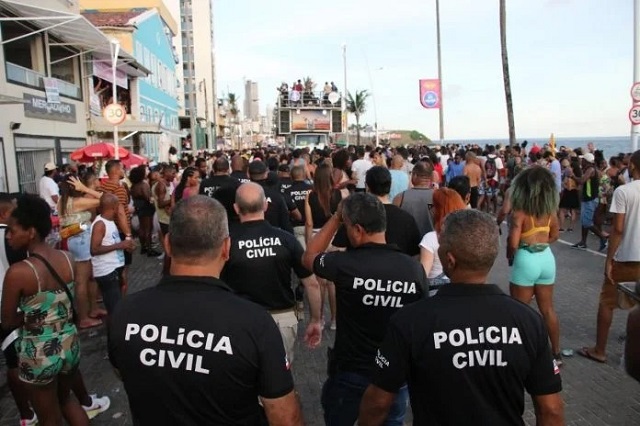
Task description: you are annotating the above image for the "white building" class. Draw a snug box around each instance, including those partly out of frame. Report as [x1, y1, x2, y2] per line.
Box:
[244, 79, 259, 122]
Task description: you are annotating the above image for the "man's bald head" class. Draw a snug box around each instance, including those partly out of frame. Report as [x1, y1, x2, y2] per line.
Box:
[291, 165, 305, 181]
[231, 155, 245, 172]
[235, 182, 267, 216]
[391, 155, 404, 169]
[213, 157, 230, 174]
[100, 193, 119, 210]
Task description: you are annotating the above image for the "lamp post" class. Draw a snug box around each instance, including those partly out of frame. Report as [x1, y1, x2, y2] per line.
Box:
[199, 79, 212, 150]
[110, 39, 120, 159]
[342, 43, 349, 146]
[633, 0, 640, 151]
[435, 0, 444, 144]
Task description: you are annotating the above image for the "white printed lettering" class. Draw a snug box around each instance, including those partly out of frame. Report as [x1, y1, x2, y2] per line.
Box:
[449, 330, 465, 347]
[453, 352, 467, 369]
[433, 332, 447, 349]
[140, 348, 156, 366]
[141, 325, 159, 342]
[186, 330, 204, 348]
[212, 336, 233, 355]
[125, 323, 140, 341]
[160, 326, 175, 344]
[486, 326, 500, 344]
[508, 328, 522, 345]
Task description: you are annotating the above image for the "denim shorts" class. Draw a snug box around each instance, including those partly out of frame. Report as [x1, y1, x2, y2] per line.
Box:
[67, 230, 91, 262]
[580, 199, 598, 228]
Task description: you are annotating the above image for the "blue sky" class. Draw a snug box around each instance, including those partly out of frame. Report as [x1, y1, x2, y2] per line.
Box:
[214, 0, 632, 140]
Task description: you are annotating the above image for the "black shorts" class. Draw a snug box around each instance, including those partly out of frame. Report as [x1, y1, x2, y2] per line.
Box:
[0, 327, 19, 369]
[134, 199, 155, 218]
[119, 233, 133, 266]
[470, 187, 479, 209]
[160, 223, 169, 235]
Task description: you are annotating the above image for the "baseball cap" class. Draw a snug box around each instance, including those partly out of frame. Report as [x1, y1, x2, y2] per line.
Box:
[44, 162, 57, 172]
[529, 145, 541, 155]
[248, 160, 267, 176]
[581, 153, 595, 163]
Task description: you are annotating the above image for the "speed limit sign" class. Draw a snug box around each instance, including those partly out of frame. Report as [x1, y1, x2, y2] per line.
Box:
[103, 103, 126, 125]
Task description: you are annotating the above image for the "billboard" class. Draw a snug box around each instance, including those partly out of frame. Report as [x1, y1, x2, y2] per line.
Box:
[419, 79, 441, 109]
[291, 110, 331, 132]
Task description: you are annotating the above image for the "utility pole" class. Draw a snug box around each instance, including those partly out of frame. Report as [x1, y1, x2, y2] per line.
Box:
[633, 0, 640, 151]
[111, 39, 120, 159]
[343, 44, 349, 146]
[435, 0, 444, 144]
[200, 79, 212, 150]
[184, 1, 197, 150]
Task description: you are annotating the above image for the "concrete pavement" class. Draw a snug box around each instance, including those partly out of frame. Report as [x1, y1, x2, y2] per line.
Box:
[2, 233, 640, 425]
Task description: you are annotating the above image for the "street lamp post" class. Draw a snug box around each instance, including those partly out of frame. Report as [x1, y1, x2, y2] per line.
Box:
[199, 79, 212, 150]
[110, 39, 120, 159]
[633, 0, 640, 152]
[342, 43, 349, 146]
[435, 0, 445, 144]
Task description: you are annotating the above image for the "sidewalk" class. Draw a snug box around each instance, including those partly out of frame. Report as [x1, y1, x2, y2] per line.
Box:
[2, 240, 640, 425]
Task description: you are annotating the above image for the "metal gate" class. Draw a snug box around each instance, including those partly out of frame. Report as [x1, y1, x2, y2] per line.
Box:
[17, 149, 54, 194]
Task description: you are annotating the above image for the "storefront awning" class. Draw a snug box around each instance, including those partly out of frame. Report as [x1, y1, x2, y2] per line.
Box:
[0, 0, 148, 76]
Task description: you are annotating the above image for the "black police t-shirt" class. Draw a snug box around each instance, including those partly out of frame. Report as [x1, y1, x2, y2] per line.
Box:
[312, 243, 426, 376]
[279, 177, 293, 194]
[199, 175, 238, 198]
[222, 220, 311, 310]
[108, 276, 293, 426]
[230, 170, 250, 184]
[332, 204, 421, 256]
[284, 181, 312, 227]
[258, 182, 294, 233]
[372, 284, 562, 426]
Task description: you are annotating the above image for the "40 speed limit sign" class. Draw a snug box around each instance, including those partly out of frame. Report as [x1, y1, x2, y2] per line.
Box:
[103, 103, 127, 125]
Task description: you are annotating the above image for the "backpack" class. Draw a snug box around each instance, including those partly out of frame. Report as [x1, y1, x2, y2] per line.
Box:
[485, 155, 497, 180]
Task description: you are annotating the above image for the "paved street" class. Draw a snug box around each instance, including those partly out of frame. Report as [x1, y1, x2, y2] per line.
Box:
[2, 232, 640, 425]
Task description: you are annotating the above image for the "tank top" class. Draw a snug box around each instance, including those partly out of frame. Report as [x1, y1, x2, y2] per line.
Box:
[60, 198, 92, 228]
[338, 170, 349, 199]
[308, 190, 341, 229]
[152, 181, 172, 225]
[91, 215, 125, 277]
[399, 188, 434, 236]
[582, 168, 599, 202]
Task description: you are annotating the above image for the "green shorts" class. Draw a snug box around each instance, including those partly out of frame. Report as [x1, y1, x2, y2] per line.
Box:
[510, 246, 556, 286]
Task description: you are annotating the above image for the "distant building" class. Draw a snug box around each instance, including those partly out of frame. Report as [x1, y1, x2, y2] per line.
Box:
[244, 80, 259, 122]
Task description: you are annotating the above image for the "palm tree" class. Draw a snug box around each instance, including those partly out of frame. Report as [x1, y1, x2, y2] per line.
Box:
[346, 90, 370, 146]
[500, 0, 516, 146]
[227, 93, 240, 149]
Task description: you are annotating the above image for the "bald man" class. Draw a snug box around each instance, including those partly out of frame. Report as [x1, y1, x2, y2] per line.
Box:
[221, 183, 322, 364]
[90, 193, 135, 314]
[389, 155, 410, 200]
[230, 155, 250, 183]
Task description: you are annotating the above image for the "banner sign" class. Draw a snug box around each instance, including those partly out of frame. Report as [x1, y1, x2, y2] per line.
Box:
[93, 61, 128, 89]
[43, 78, 60, 104]
[23, 93, 77, 123]
[419, 79, 441, 109]
[291, 110, 331, 132]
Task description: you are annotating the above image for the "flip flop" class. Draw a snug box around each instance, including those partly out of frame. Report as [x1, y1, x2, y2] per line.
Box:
[578, 347, 606, 364]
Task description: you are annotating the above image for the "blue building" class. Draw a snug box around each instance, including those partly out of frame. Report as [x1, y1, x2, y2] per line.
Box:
[131, 9, 181, 161]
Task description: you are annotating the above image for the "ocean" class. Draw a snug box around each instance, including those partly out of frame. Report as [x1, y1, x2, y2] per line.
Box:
[446, 136, 635, 158]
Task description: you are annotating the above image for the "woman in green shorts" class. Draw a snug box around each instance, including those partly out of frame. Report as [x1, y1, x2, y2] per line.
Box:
[1, 195, 88, 425]
[507, 166, 562, 364]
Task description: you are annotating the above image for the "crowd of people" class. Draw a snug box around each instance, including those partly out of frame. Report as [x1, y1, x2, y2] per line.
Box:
[0, 139, 639, 425]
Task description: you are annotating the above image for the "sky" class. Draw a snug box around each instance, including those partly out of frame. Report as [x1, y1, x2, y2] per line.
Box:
[214, 0, 633, 140]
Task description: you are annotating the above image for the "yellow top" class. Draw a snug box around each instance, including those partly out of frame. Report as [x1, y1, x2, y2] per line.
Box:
[520, 216, 551, 239]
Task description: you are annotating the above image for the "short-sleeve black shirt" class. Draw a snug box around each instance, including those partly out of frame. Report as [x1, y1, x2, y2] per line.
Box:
[372, 284, 562, 425]
[230, 170, 250, 184]
[312, 243, 426, 376]
[199, 175, 238, 198]
[332, 204, 421, 256]
[278, 177, 293, 194]
[257, 181, 294, 233]
[108, 275, 293, 426]
[284, 181, 312, 227]
[223, 220, 311, 310]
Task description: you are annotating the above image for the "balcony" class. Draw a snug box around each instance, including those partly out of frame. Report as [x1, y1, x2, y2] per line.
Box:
[278, 90, 343, 110]
[6, 62, 82, 99]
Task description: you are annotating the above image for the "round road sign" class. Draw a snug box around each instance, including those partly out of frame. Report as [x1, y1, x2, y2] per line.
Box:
[103, 103, 127, 125]
[632, 83, 640, 102]
[629, 105, 640, 125]
[422, 91, 439, 108]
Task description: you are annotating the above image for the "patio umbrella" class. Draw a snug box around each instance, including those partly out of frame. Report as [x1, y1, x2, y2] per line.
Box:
[121, 153, 149, 168]
[70, 142, 130, 163]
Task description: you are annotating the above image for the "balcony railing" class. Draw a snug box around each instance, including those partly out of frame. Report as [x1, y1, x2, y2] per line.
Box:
[278, 90, 343, 109]
[6, 62, 81, 99]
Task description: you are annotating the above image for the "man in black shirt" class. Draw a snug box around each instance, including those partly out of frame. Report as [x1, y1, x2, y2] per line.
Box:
[302, 193, 426, 426]
[285, 166, 313, 246]
[222, 183, 322, 363]
[359, 209, 564, 426]
[278, 164, 293, 194]
[333, 166, 421, 256]
[248, 160, 299, 233]
[199, 157, 238, 198]
[230, 154, 250, 183]
[108, 196, 302, 425]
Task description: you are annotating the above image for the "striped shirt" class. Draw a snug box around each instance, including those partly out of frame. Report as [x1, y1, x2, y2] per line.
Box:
[99, 179, 131, 231]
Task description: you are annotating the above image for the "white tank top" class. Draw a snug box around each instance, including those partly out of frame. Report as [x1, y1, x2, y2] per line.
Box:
[91, 215, 124, 277]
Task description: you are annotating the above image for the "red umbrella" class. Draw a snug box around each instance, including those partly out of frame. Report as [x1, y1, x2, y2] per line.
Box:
[121, 153, 149, 168]
[70, 142, 130, 163]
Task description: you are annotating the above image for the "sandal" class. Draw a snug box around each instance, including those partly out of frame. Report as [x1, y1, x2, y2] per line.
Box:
[577, 347, 606, 364]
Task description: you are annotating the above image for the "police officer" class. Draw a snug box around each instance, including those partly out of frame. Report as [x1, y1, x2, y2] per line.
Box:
[302, 193, 426, 426]
[222, 183, 322, 364]
[248, 160, 299, 233]
[284, 165, 313, 247]
[199, 156, 238, 198]
[108, 196, 303, 425]
[359, 210, 564, 426]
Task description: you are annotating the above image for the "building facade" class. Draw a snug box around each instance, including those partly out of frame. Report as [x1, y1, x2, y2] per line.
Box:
[244, 80, 259, 122]
[0, 0, 146, 193]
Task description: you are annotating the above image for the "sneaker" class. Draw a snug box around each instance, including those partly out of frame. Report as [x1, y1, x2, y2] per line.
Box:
[599, 238, 608, 252]
[82, 394, 111, 420]
[571, 242, 587, 250]
[20, 413, 37, 426]
[330, 321, 337, 331]
[558, 228, 565, 232]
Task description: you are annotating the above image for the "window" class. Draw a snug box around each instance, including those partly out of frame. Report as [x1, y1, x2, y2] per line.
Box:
[140, 105, 146, 121]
